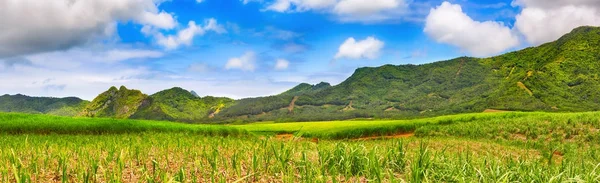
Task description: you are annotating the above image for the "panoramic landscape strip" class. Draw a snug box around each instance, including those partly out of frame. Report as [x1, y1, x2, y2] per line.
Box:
[3, 0, 600, 182]
[1, 111, 600, 182]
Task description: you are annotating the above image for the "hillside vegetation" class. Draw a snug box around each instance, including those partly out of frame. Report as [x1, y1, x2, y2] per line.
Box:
[0, 94, 88, 116]
[1, 26, 599, 123]
[214, 26, 600, 122]
[131, 87, 234, 121]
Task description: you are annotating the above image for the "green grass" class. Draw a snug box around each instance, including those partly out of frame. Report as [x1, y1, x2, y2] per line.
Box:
[0, 112, 247, 136]
[1, 133, 599, 182]
[2, 111, 600, 182]
[235, 112, 537, 139]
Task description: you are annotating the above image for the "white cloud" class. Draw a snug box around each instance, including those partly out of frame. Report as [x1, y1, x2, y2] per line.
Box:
[513, 0, 600, 45]
[24, 48, 164, 70]
[264, 0, 407, 23]
[334, 37, 384, 60]
[226, 51, 257, 71]
[334, 0, 403, 15]
[0, 46, 305, 100]
[241, 0, 264, 5]
[138, 11, 177, 30]
[267, 0, 337, 12]
[155, 18, 226, 50]
[267, 0, 292, 12]
[0, 58, 299, 100]
[188, 63, 212, 72]
[204, 18, 228, 34]
[0, 0, 176, 58]
[274, 59, 290, 70]
[424, 2, 519, 57]
[196, 0, 204, 3]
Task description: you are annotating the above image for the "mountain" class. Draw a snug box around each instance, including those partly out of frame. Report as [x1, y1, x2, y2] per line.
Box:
[79, 86, 148, 118]
[213, 26, 600, 122]
[130, 87, 234, 121]
[280, 82, 332, 96]
[2, 26, 599, 123]
[190, 90, 200, 97]
[0, 94, 88, 116]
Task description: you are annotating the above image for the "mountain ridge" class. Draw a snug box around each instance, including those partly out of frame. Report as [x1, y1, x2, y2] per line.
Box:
[1, 26, 599, 123]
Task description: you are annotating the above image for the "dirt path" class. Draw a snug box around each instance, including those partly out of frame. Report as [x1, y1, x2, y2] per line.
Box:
[275, 133, 295, 140]
[483, 109, 509, 113]
[287, 96, 299, 113]
[274, 132, 415, 142]
[354, 132, 415, 141]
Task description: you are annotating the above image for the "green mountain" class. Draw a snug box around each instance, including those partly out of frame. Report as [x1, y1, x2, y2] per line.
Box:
[3, 26, 599, 123]
[79, 86, 148, 119]
[0, 94, 88, 116]
[213, 26, 600, 122]
[280, 82, 332, 96]
[130, 87, 234, 122]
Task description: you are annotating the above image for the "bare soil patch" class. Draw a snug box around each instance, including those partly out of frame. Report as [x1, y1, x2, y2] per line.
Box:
[354, 132, 415, 141]
[483, 109, 509, 113]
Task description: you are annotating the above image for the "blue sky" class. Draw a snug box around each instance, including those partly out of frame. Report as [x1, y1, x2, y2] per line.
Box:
[1, 0, 598, 100]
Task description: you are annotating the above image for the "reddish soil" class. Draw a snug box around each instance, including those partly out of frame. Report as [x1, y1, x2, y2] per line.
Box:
[354, 132, 415, 141]
[274, 132, 414, 142]
[275, 134, 295, 140]
[483, 109, 509, 113]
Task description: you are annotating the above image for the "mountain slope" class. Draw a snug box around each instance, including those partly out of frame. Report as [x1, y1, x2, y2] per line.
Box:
[79, 86, 148, 119]
[214, 26, 600, 122]
[0, 94, 88, 116]
[483, 26, 600, 111]
[4, 26, 599, 123]
[130, 87, 234, 121]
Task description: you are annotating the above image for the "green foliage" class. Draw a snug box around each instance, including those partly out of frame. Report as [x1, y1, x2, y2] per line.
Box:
[131, 87, 234, 122]
[215, 26, 600, 123]
[80, 86, 147, 118]
[3, 112, 600, 182]
[3, 26, 600, 123]
[0, 94, 88, 116]
[0, 112, 247, 136]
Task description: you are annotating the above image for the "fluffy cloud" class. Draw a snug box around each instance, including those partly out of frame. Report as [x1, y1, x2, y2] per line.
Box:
[0, 0, 176, 58]
[424, 2, 519, 57]
[188, 63, 212, 73]
[25, 48, 164, 66]
[334, 0, 402, 15]
[0, 55, 299, 100]
[513, 0, 600, 45]
[226, 51, 257, 71]
[242, 0, 264, 5]
[264, 0, 407, 22]
[334, 37, 384, 60]
[274, 59, 290, 70]
[155, 19, 227, 50]
[266, 0, 336, 12]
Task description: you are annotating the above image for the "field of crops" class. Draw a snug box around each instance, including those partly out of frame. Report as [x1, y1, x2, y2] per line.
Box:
[1, 112, 600, 182]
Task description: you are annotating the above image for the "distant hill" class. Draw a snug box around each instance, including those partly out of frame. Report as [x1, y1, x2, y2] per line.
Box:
[130, 87, 234, 121]
[79, 86, 147, 118]
[0, 94, 88, 116]
[214, 26, 600, 122]
[280, 82, 332, 96]
[2, 26, 600, 123]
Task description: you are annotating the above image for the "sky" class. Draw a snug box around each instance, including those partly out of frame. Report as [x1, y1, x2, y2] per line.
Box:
[1, 0, 599, 100]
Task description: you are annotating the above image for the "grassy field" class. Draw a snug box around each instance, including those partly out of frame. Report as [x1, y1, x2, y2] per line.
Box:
[234, 112, 568, 139]
[1, 112, 600, 182]
[0, 113, 246, 136]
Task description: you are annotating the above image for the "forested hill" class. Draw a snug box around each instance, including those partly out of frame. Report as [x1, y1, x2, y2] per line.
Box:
[1, 26, 600, 123]
[214, 26, 600, 122]
[0, 94, 88, 116]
